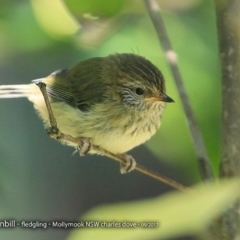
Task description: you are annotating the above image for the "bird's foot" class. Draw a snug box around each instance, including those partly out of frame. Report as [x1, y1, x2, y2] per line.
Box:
[77, 138, 92, 156]
[119, 154, 137, 174]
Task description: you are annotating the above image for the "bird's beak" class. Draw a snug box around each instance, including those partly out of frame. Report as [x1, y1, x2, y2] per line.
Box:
[160, 93, 174, 103]
[145, 93, 174, 103]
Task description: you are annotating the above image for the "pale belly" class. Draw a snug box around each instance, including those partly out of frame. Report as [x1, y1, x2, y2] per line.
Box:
[33, 99, 162, 154]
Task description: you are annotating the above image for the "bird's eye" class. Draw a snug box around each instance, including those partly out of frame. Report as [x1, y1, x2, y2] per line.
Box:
[135, 88, 144, 95]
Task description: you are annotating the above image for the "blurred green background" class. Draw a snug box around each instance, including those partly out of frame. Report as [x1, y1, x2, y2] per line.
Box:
[0, 0, 220, 239]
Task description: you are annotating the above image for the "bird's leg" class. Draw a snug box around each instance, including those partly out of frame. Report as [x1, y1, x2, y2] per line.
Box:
[77, 138, 92, 156]
[118, 153, 137, 174]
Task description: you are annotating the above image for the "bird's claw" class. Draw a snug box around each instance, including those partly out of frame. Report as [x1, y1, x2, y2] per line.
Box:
[120, 154, 136, 174]
[78, 138, 92, 156]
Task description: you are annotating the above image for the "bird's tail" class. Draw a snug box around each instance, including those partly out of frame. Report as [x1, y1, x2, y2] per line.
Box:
[0, 84, 37, 99]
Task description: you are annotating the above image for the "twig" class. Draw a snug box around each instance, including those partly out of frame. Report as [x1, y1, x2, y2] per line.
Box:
[37, 82, 192, 193]
[38, 83, 58, 129]
[143, 0, 214, 181]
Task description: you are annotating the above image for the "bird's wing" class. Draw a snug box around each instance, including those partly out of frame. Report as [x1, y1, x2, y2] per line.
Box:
[37, 58, 105, 112]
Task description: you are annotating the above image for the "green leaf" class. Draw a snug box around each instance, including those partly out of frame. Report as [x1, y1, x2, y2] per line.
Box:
[30, 0, 80, 38]
[67, 179, 240, 240]
[64, 0, 127, 17]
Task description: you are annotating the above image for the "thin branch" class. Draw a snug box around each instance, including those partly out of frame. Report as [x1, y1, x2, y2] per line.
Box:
[143, 0, 214, 181]
[37, 82, 192, 193]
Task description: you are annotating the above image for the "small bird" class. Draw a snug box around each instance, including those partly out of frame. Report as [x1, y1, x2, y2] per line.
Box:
[0, 53, 174, 173]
